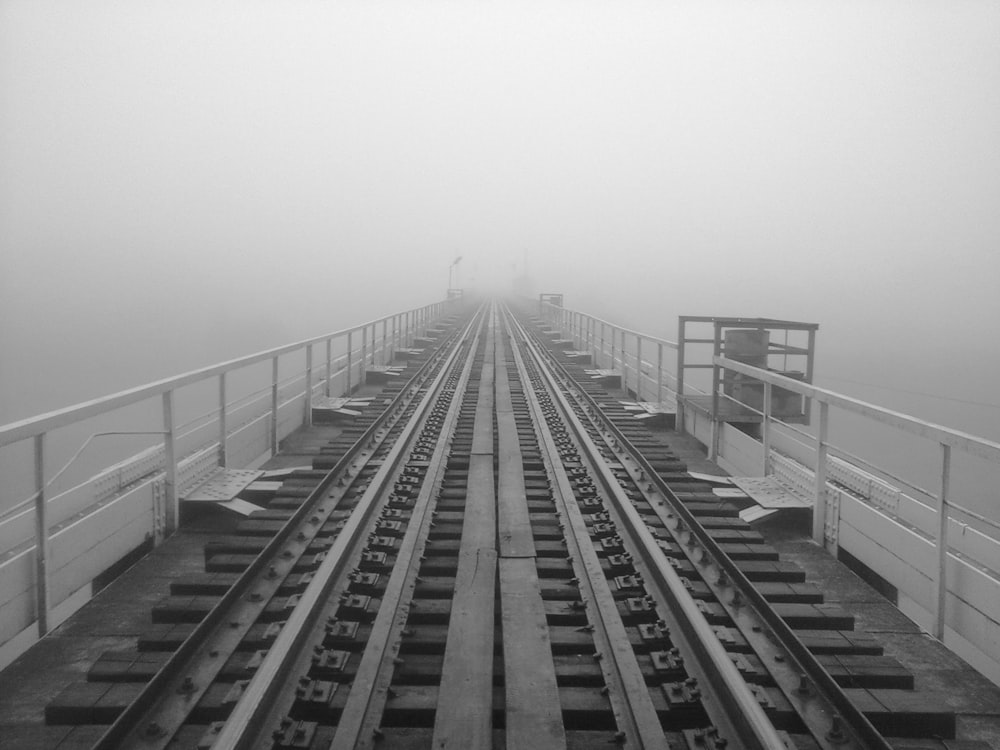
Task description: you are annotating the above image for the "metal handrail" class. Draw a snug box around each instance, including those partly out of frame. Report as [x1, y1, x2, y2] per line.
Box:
[539, 300, 679, 350]
[715, 356, 1000, 462]
[0, 298, 449, 640]
[0, 302, 444, 447]
[713, 354, 1000, 640]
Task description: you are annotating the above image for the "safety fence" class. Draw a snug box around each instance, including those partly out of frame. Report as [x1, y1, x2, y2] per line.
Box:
[0, 299, 450, 658]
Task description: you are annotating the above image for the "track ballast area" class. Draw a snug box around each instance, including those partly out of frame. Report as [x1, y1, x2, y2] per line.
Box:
[11, 300, 985, 750]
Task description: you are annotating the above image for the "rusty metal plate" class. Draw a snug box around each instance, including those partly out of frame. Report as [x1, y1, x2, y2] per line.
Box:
[183, 468, 263, 502]
[730, 476, 812, 509]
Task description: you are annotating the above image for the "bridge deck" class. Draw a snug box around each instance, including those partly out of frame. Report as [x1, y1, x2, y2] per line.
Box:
[1, 303, 998, 750]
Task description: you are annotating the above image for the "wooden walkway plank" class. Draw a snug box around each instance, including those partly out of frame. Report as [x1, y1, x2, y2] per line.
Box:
[499, 559, 566, 750]
[496, 409, 536, 559]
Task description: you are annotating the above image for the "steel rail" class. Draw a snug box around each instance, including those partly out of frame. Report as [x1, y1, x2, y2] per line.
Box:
[91, 308, 478, 750]
[505, 304, 788, 750]
[502, 310, 669, 749]
[494, 317, 567, 749]
[431, 305, 498, 748]
[523, 307, 895, 750]
[210, 305, 488, 750]
[325, 304, 485, 749]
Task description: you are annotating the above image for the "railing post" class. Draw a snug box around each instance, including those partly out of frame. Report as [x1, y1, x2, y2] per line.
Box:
[162, 390, 177, 535]
[610, 325, 617, 373]
[656, 342, 664, 406]
[676, 318, 687, 434]
[305, 344, 314, 427]
[382, 319, 388, 364]
[762, 382, 772, 475]
[934, 443, 952, 640]
[33, 433, 50, 637]
[709, 329, 722, 460]
[325, 338, 332, 398]
[812, 401, 830, 545]
[346, 331, 354, 395]
[599, 323, 605, 369]
[218, 373, 228, 467]
[621, 331, 628, 395]
[271, 356, 279, 456]
[361, 326, 368, 375]
[636, 335, 644, 401]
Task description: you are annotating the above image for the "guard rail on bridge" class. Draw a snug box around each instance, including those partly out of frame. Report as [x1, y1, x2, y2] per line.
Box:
[539, 298, 1000, 685]
[0, 299, 451, 663]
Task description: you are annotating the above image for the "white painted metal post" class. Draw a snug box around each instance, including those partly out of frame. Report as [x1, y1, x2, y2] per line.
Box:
[636, 335, 644, 401]
[218, 373, 228, 467]
[599, 323, 605, 368]
[382, 319, 388, 364]
[33, 433, 50, 637]
[392, 315, 398, 360]
[271, 356, 279, 456]
[812, 401, 830, 544]
[346, 331, 354, 395]
[709, 327, 722, 460]
[162, 390, 178, 535]
[325, 338, 332, 398]
[305, 344, 314, 427]
[676, 318, 687, 434]
[358, 326, 368, 374]
[610, 325, 617, 373]
[657, 342, 664, 406]
[621, 329, 628, 396]
[762, 382, 772, 476]
[934, 443, 952, 639]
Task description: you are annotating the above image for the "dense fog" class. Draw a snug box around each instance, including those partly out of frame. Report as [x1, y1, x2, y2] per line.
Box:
[2, 1, 999, 506]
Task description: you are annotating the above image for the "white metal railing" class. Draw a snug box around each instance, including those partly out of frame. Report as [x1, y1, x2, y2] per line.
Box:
[538, 300, 681, 405]
[534, 300, 1000, 652]
[0, 299, 450, 641]
[714, 354, 1000, 640]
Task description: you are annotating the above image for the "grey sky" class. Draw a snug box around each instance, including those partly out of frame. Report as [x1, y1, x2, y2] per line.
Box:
[2, 0, 999, 436]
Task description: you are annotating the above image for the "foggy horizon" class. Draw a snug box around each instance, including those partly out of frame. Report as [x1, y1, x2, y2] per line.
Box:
[2, 0, 999, 444]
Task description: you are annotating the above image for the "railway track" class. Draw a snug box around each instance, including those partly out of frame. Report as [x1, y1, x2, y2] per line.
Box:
[43, 300, 963, 750]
